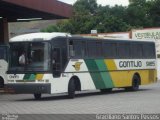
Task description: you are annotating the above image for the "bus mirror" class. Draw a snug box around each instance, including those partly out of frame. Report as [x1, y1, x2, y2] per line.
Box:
[69, 45, 75, 57]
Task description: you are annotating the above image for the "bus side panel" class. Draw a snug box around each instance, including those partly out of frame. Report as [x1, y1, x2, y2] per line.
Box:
[65, 59, 96, 91]
[50, 59, 96, 94]
[108, 70, 157, 88]
[139, 69, 157, 85]
[105, 59, 157, 88]
[71, 72, 97, 91]
[107, 71, 132, 88]
[65, 59, 115, 90]
[62, 59, 157, 92]
[104, 59, 132, 88]
[51, 72, 97, 94]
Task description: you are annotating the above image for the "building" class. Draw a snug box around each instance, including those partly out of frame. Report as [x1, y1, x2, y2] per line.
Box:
[0, 0, 73, 43]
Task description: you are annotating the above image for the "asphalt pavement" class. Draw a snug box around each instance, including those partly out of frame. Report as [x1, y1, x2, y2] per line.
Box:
[0, 82, 160, 114]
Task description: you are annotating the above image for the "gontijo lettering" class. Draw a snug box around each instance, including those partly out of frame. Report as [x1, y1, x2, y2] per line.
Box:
[119, 61, 142, 68]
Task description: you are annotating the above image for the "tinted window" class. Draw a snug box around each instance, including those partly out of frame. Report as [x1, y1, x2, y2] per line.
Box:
[69, 38, 155, 60]
[73, 41, 86, 58]
[96, 42, 103, 57]
[143, 43, 155, 58]
[87, 41, 97, 57]
[103, 42, 117, 58]
[87, 41, 103, 58]
[117, 43, 130, 58]
[131, 43, 143, 58]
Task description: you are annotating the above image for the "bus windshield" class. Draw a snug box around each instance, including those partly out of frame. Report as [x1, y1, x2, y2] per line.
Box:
[9, 42, 50, 72]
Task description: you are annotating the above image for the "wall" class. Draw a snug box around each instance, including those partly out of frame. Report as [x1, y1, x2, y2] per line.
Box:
[132, 28, 160, 80]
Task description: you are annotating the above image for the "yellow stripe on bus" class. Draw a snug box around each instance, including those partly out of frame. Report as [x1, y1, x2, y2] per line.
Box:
[36, 74, 44, 81]
[104, 59, 130, 87]
[108, 70, 156, 88]
[104, 59, 117, 70]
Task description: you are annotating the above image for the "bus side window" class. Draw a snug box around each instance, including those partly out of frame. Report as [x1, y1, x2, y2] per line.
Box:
[73, 40, 86, 58]
[117, 43, 130, 59]
[130, 43, 142, 59]
[103, 42, 117, 58]
[143, 43, 155, 59]
[69, 40, 75, 57]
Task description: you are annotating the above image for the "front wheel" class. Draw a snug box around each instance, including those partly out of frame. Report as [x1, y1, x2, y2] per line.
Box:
[0, 78, 4, 88]
[68, 79, 75, 99]
[34, 93, 42, 100]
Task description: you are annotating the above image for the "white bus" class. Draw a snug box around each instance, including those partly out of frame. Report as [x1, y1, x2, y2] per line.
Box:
[0, 45, 8, 88]
[7, 33, 157, 99]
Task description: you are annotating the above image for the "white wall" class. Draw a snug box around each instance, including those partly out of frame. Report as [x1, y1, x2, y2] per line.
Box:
[98, 32, 130, 39]
[157, 59, 160, 80]
[132, 28, 160, 80]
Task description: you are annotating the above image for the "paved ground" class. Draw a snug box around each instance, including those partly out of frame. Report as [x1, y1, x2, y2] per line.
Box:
[0, 82, 160, 114]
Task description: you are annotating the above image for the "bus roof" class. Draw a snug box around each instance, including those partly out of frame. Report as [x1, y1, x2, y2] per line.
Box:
[10, 32, 155, 43]
[10, 32, 71, 42]
[79, 35, 155, 42]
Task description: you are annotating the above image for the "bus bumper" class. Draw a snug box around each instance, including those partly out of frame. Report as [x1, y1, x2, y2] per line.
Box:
[6, 83, 51, 94]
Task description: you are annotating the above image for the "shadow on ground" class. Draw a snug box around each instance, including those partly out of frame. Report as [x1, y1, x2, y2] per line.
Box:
[15, 88, 151, 102]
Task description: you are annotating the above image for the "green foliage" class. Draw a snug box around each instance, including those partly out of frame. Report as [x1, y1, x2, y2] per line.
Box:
[149, 0, 160, 26]
[126, 0, 152, 27]
[40, 25, 60, 32]
[74, 0, 97, 14]
[41, 0, 160, 34]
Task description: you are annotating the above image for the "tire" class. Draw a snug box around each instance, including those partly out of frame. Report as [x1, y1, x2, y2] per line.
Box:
[0, 78, 4, 88]
[68, 79, 75, 99]
[34, 93, 42, 100]
[125, 75, 140, 91]
[100, 88, 112, 93]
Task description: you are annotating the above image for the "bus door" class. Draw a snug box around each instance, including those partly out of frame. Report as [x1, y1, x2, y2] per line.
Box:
[52, 48, 62, 77]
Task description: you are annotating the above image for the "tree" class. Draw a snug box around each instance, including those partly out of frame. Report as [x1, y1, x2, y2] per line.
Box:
[42, 0, 99, 34]
[74, 0, 98, 15]
[125, 0, 152, 27]
[149, 0, 160, 26]
[41, 25, 60, 32]
[41, 0, 159, 34]
[97, 15, 131, 33]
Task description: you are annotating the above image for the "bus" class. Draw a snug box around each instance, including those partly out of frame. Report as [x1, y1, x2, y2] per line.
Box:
[0, 45, 8, 88]
[7, 33, 157, 99]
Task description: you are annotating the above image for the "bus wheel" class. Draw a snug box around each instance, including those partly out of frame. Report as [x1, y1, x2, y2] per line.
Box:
[125, 75, 140, 91]
[68, 79, 75, 99]
[0, 78, 4, 88]
[34, 93, 42, 100]
[100, 88, 112, 93]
